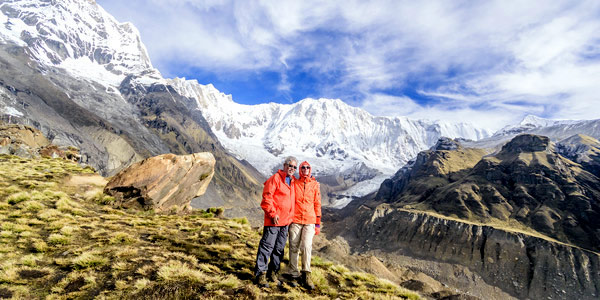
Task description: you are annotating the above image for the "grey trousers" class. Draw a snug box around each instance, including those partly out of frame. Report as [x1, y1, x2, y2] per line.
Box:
[254, 225, 289, 276]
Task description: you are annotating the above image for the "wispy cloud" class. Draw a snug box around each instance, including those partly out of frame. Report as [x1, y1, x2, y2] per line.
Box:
[97, 0, 600, 130]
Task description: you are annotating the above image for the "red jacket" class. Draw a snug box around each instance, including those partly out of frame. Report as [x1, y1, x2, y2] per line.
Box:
[293, 161, 321, 224]
[261, 169, 295, 226]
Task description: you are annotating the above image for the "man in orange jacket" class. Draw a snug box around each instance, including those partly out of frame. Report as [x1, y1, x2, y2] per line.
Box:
[286, 161, 321, 290]
[254, 156, 297, 288]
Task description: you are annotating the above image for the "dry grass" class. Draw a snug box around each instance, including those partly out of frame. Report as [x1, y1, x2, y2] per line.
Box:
[0, 154, 422, 299]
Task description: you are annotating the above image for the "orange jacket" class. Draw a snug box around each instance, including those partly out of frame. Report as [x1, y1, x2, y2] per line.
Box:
[293, 161, 322, 225]
[261, 169, 295, 226]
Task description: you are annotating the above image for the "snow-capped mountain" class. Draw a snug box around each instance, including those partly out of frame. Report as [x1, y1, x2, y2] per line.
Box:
[0, 0, 267, 220]
[0, 0, 162, 87]
[492, 115, 579, 137]
[168, 78, 490, 206]
[463, 115, 600, 150]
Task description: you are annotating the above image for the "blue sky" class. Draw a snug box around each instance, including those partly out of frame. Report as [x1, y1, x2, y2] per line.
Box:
[97, 0, 600, 131]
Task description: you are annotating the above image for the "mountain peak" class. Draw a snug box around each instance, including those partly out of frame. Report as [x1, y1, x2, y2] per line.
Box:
[500, 134, 550, 154]
[520, 114, 551, 126]
[0, 0, 160, 86]
[431, 137, 460, 151]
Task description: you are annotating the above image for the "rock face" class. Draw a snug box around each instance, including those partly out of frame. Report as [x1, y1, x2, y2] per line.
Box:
[104, 153, 215, 214]
[0, 123, 49, 157]
[376, 137, 487, 204]
[0, 123, 80, 161]
[345, 207, 600, 300]
[329, 133, 600, 299]
[556, 134, 600, 178]
[377, 134, 600, 252]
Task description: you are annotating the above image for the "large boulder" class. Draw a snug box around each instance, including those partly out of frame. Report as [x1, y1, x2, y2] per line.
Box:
[104, 152, 215, 214]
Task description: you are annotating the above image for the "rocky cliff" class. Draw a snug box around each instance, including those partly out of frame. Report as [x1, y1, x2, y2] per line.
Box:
[328, 134, 600, 299]
[331, 206, 599, 299]
[377, 134, 600, 253]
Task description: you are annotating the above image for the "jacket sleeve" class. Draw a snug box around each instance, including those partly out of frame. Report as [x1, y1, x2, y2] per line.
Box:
[261, 175, 278, 219]
[314, 182, 322, 222]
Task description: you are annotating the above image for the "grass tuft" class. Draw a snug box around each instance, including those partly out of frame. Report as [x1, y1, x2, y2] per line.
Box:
[7, 192, 29, 205]
[72, 252, 108, 269]
[157, 260, 205, 283]
[109, 232, 135, 244]
[47, 233, 70, 245]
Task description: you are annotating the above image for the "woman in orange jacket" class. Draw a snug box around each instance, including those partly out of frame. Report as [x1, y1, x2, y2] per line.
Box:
[286, 161, 321, 290]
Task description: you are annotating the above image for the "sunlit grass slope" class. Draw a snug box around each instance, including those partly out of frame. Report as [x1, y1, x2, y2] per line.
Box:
[0, 154, 420, 299]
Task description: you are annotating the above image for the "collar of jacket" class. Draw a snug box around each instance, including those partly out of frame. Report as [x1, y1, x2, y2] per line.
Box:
[277, 169, 293, 185]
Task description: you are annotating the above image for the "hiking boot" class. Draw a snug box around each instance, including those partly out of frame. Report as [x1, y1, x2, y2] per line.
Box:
[281, 273, 300, 287]
[301, 271, 315, 290]
[255, 272, 269, 288]
[267, 270, 282, 286]
[282, 273, 300, 287]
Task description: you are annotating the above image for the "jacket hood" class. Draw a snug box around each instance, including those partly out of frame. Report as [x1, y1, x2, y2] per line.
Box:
[299, 161, 312, 179]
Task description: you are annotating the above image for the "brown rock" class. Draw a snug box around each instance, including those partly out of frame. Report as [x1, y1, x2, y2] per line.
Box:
[0, 124, 49, 149]
[104, 152, 215, 214]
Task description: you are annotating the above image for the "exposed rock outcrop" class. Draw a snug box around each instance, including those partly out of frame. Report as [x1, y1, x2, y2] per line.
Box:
[346, 207, 600, 300]
[376, 134, 600, 252]
[0, 123, 80, 161]
[104, 152, 215, 214]
[330, 134, 600, 299]
[556, 134, 600, 177]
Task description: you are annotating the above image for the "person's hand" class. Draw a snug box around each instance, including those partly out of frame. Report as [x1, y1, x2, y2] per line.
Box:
[315, 224, 321, 235]
[273, 215, 280, 225]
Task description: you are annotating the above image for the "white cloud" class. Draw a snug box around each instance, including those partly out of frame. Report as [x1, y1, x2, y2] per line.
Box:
[360, 94, 421, 117]
[360, 93, 526, 132]
[97, 0, 600, 129]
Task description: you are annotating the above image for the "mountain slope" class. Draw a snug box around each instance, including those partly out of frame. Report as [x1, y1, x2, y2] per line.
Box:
[376, 134, 600, 252]
[325, 134, 600, 299]
[556, 134, 600, 178]
[0, 153, 421, 299]
[0, 0, 264, 222]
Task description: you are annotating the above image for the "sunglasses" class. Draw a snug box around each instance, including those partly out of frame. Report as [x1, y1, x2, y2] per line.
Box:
[301, 166, 310, 169]
[287, 164, 297, 169]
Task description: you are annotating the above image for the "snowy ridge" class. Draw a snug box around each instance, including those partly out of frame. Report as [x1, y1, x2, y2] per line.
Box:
[463, 115, 600, 151]
[0, 0, 162, 87]
[493, 114, 579, 137]
[169, 78, 490, 200]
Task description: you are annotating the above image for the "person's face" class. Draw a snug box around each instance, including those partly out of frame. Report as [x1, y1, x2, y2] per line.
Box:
[300, 165, 310, 176]
[284, 161, 297, 176]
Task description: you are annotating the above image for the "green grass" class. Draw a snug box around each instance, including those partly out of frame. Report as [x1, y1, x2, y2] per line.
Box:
[0, 154, 422, 299]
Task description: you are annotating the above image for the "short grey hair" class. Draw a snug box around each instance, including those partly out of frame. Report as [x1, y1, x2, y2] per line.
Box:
[283, 156, 297, 166]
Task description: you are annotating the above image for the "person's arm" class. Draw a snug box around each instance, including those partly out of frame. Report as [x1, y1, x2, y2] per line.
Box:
[261, 176, 279, 222]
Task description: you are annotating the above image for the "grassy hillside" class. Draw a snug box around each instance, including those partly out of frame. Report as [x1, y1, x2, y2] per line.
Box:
[0, 154, 420, 299]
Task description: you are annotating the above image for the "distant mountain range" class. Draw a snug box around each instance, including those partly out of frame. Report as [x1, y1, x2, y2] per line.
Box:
[168, 78, 491, 206]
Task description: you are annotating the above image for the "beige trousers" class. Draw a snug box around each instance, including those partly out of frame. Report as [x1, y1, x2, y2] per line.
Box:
[287, 223, 315, 276]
